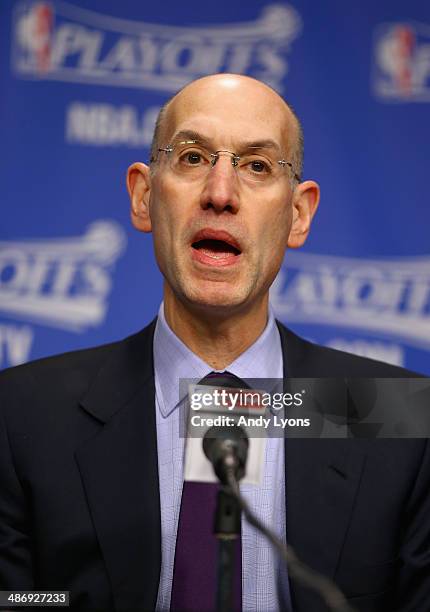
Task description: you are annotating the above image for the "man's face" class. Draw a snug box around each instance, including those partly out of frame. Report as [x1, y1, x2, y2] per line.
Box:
[131, 76, 317, 316]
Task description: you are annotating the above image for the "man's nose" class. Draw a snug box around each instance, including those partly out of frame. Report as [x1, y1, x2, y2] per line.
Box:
[199, 155, 240, 214]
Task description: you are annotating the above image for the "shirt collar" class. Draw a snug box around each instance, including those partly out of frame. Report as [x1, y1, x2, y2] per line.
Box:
[153, 303, 283, 418]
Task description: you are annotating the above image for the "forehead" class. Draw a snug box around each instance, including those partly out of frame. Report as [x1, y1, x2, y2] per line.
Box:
[163, 78, 293, 152]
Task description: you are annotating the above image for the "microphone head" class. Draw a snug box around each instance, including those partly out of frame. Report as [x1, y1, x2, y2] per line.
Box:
[203, 425, 249, 484]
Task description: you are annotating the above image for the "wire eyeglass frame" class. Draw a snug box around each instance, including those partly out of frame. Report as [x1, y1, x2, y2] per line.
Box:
[150, 140, 301, 184]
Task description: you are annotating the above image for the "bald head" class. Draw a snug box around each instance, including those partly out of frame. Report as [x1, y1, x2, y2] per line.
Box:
[150, 74, 303, 182]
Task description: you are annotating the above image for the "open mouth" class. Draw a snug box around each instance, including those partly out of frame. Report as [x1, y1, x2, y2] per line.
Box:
[190, 230, 242, 266]
[192, 238, 241, 258]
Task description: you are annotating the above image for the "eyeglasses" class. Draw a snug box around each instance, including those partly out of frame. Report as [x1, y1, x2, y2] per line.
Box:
[150, 140, 301, 185]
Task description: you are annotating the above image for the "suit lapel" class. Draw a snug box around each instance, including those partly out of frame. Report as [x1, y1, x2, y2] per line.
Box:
[277, 323, 366, 607]
[75, 320, 161, 612]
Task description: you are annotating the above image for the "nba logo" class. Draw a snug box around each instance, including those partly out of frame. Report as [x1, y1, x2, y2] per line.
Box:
[379, 24, 415, 97]
[373, 21, 430, 102]
[14, 2, 54, 73]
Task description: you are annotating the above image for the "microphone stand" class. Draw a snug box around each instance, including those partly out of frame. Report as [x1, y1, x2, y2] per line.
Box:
[214, 487, 241, 612]
[203, 425, 247, 612]
[203, 424, 356, 612]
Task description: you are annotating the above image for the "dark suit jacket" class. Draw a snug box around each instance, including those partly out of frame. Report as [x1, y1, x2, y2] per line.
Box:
[0, 320, 429, 612]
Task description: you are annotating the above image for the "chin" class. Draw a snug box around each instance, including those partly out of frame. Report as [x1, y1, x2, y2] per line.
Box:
[182, 284, 251, 313]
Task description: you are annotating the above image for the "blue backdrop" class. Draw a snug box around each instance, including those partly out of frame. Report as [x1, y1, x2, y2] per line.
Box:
[1, 0, 429, 374]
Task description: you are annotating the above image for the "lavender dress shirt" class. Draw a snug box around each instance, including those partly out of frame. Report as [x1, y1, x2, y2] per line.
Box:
[153, 304, 292, 611]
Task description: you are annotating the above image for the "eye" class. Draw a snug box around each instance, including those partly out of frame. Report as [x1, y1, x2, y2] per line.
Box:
[250, 160, 268, 173]
[240, 154, 275, 182]
[186, 151, 202, 165]
[177, 148, 209, 167]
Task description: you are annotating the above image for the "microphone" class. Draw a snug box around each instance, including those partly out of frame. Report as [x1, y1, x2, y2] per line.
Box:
[202, 425, 249, 484]
[202, 425, 356, 612]
[202, 425, 247, 611]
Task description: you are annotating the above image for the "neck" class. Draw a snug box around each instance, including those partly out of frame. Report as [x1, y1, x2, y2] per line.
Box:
[163, 289, 269, 370]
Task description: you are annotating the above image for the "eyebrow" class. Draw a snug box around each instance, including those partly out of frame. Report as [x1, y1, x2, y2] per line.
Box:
[169, 130, 284, 155]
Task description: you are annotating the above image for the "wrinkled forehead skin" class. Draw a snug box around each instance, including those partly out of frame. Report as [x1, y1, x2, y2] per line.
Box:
[160, 73, 297, 156]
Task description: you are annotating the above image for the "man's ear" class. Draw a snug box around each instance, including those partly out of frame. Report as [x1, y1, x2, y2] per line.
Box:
[287, 180, 320, 249]
[126, 162, 152, 233]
